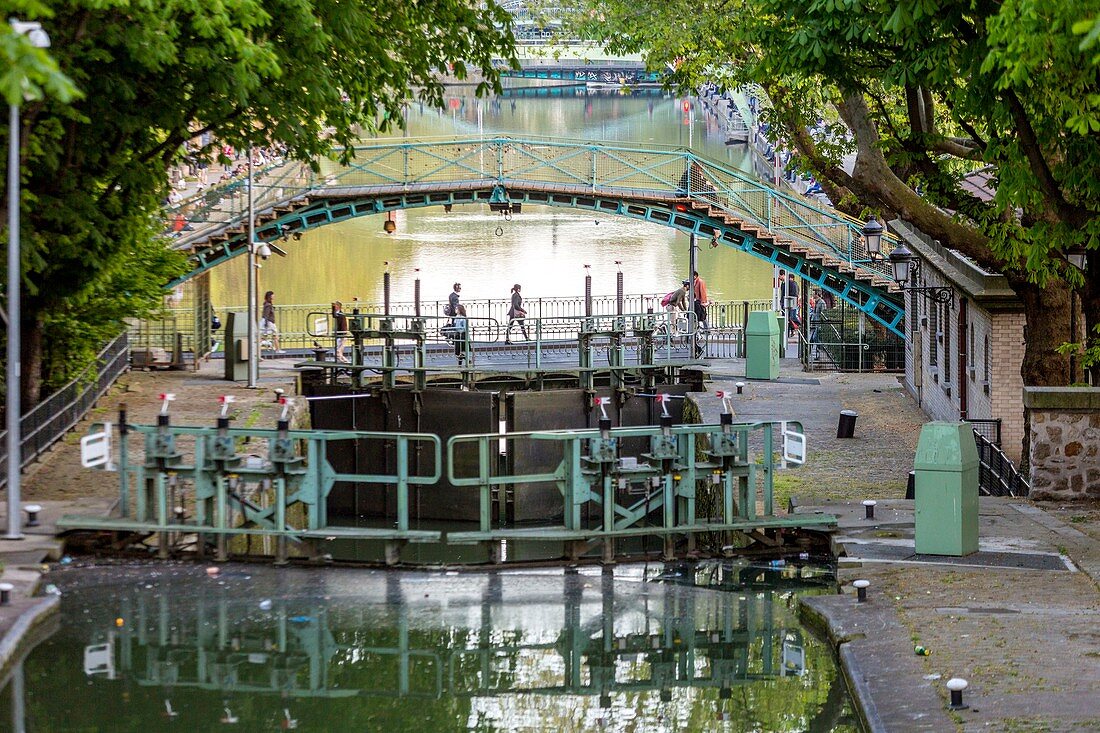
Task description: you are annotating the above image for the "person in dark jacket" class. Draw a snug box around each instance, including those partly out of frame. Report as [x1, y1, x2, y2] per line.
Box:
[505, 283, 529, 343]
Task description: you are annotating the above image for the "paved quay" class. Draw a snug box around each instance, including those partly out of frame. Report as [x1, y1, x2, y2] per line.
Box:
[0, 354, 1096, 732]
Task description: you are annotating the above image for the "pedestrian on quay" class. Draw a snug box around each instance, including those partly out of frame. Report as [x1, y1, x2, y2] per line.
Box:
[783, 274, 801, 337]
[662, 280, 690, 315]
[448, 282, 462, 318]
[505, 283, 529, 343]
[332, 300, 350, 363]
[692, 270, 710, 357]
[261, 290, 280, 353]
[692, 270, 709, 328]
[452, 304, 469, 365]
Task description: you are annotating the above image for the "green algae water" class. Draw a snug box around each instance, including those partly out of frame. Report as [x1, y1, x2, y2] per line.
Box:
[0, 560, 859, 731]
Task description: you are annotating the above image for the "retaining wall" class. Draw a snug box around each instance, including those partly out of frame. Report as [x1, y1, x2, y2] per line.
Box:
[1024, 387, 1100, 500]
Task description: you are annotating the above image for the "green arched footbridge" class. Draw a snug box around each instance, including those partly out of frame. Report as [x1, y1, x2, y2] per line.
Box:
[166, 136, 905, 335]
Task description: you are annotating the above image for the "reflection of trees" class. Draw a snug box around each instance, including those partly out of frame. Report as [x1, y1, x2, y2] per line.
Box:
[13, 566, 857, 731]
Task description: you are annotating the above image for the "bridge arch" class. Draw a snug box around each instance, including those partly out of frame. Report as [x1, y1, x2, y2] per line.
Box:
[168, 137, 904, 335]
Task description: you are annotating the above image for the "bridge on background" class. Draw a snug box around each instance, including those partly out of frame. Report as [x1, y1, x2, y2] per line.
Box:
[165, 136, 905, 336]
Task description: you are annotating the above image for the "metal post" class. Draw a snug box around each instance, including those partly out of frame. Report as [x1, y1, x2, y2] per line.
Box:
[688, 233, 697, 315]
[5, 101, 24, 540]
[246, 147, 258, 387]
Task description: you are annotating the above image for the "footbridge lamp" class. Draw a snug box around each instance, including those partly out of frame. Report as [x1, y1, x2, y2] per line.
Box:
[862, 216, 884, 261]
[5, 19, 52, 542]
[887, 243, 953, 305]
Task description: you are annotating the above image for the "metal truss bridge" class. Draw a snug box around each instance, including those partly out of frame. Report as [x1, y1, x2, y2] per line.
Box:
[166, 136, 905, 336]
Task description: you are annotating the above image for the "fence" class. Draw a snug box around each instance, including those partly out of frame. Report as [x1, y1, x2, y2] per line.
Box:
[0, 332, 131, 489]
[134, 295, 774, 355]
[971, 426, 1030, 497]
[799, 299, 904, 373]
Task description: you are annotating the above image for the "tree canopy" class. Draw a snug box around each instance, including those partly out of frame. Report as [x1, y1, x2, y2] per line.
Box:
[562, 0, 1100, 385]
[2, 0, 517, 403]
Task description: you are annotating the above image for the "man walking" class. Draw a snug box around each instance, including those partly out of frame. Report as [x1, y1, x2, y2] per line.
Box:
[692, 271, 709, 357]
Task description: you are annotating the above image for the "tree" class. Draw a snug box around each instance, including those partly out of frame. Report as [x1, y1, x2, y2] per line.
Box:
[1, 0, 517, 406]
[562, 0, 1100, 387]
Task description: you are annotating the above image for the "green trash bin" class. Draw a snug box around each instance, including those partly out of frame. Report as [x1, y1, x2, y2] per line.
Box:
[913, 422, 979, 556]
[745, 311, 781, 380]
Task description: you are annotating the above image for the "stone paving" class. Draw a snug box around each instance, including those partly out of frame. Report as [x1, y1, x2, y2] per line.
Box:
[0, 354, 1098, 732]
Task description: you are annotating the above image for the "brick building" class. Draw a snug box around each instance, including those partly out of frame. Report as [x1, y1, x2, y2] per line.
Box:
[889, 220, 1027, 463]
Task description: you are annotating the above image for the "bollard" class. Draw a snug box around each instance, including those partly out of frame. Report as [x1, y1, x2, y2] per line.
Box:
[946, 678, 968, 709]
[853, 579, 870, 603]
[24, 504, 42, 528]
[905, 470, 915, 500]
[0, 583, 12, 605]
[837, 410, 858, 438]
[735, 381, 745, 395]
[862, 499, 877, 520]
[273, 388, 285, 403]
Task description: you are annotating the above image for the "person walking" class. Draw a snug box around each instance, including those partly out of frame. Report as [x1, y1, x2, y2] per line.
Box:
[332, 301, 350, 363]
[505, 283, 529, 343]
[452, 304, 469, 365]
[448, 283, 462, 318]
[691, 270, 710, 357]
[261, 290, 280, 353]
[783, 274, 801, 337]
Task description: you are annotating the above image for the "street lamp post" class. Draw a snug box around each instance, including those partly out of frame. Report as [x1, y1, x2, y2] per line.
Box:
[246, 148, 258, 388]
[5, 20, 51, 541]
[887, 243, 954, 305]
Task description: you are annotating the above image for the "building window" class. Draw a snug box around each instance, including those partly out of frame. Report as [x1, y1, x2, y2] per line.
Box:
[969, 323, 975, 381]
[929, 293, 939, 369]
[983, 333, 991, 395]
[941, 298, 951, 386]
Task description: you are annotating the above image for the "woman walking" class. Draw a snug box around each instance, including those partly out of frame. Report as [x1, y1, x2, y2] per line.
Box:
[505, 283, 529, 343]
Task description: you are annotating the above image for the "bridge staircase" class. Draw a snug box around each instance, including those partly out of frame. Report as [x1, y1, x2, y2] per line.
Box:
[684, 199, 900, 294]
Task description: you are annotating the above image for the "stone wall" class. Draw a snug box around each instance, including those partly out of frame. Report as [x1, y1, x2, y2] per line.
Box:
[1024, 388, 1100, 500]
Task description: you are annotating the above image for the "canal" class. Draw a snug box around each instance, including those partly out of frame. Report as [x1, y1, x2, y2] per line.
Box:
[209, 86, 776, 311]
[1, 559, 859, 731]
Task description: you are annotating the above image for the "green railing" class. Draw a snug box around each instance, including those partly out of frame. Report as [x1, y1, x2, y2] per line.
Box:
[61, 417, 443, 563]
[133, 295, 773, 355]
[166, 136, 899, 280]
[446, 420, 828, 558]
[61, 412, 833, 565]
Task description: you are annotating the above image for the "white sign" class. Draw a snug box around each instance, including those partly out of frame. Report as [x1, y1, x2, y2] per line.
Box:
[314, 316, 329, 336]
[80, 424, 113, 469]
[781, 423, 806, 466]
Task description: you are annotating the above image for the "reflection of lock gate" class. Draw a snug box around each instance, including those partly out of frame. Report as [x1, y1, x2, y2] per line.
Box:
[64, 400, 825, 566]
[83, 571, 823, 706]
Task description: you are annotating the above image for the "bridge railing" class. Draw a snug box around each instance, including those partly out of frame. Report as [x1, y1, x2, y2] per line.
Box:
[164, 137, 899, 284]
[135, 296, 773, 355]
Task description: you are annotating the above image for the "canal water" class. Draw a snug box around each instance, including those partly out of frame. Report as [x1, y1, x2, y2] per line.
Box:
[209, 86, 775, 310]
[1, 560, 858, 731]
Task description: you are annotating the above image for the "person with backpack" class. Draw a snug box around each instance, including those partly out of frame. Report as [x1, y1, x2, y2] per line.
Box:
[661, 281, 690, 314]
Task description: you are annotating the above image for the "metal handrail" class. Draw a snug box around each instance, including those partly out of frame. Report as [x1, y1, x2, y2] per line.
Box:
[0, 332, 130, 488]
[972, 428, 1029, 497]
[164, 136, 901, 279]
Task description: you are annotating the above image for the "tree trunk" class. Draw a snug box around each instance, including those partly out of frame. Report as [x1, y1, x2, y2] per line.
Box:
[1009, 278, 1072, 386]
[20, 309, 44, 409]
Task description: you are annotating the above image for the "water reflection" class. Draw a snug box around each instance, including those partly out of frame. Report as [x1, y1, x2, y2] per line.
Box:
[5, 561, 857, 731]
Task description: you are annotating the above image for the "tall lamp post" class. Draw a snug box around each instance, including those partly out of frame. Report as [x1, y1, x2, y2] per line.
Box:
[5, 20, 51, 541]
